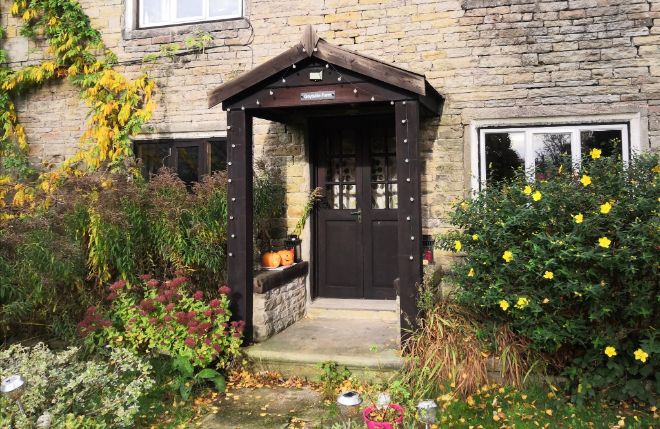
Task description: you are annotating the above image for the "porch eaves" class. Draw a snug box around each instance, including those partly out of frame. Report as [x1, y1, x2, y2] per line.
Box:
[208, 25, 443, 115]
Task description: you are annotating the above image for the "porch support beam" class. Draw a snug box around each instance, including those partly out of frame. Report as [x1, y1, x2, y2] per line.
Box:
[226, 110, 254, 342]
[395, 100, 422, 337]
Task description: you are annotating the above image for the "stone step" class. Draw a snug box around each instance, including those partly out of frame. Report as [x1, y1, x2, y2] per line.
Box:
[244, 316, 403, 382]
[306, 298, 399, 322]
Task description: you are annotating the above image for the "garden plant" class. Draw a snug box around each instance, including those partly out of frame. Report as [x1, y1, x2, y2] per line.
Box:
[438, 151, 659, 404]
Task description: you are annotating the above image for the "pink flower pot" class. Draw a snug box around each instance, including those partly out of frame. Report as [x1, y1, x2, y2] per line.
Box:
[362, 404, 405, 429]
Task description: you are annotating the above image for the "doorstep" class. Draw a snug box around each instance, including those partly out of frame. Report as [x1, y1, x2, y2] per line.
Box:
[243, 310, 403, 382]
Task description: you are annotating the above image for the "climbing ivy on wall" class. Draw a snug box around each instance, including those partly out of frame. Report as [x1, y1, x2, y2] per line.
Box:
[0, 0, 156, 217]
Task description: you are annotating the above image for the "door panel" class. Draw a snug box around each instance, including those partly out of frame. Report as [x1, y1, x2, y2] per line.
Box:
[314, 116, 398, 300]
[317, 214, 363, 298]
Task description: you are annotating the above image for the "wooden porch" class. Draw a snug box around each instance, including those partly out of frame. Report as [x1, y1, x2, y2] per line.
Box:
[208, 25, 444, 342]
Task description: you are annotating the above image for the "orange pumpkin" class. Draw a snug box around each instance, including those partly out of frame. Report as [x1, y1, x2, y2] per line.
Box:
[261, 251, 281, 268]
[278, 249, 295, 266]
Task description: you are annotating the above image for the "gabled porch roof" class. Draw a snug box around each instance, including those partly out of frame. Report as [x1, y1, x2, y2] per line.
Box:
[208, 25, 443, 116]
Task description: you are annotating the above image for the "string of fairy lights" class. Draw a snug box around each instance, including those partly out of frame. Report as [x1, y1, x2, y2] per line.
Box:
[225, 58, 418, 264]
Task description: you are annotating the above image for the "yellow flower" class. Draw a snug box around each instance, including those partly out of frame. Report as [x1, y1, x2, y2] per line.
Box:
[502, 250, 513, 263]
[604, 346, 617, 358]
[574, 213, 584, 224]
[558, 164, 564, 174]
[523, 185, 532, 195]
[499, 300, 510, 311]
[543, 271, 554, 280]
[600, 201, 612, 214]
[598, 237, 611, 248]
[515, 297, 529, 309]
[580, 175, 592, 186]
[634, 348, 648, 363]
[454, 240, 462, 252]
[468, 268, 475, 277]
[532, 191, 542, 201]
[590, 148, 602, 159]
[542, 298, 550, 304]
[652, 164, 660, 174]
[472, 234, 479, 241]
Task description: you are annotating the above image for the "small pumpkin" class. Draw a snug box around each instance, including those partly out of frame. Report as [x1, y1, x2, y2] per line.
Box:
[278, 249, 295, 266]
[261, 251, 281, 268]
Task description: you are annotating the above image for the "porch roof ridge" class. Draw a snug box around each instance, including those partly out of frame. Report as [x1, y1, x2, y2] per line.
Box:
[208, 25, 443, 110]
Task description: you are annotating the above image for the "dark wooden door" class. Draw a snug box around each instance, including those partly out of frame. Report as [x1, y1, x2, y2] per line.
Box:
[314, 116, 398, 300]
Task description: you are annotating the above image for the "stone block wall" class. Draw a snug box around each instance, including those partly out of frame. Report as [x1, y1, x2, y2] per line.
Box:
[2, 0, 659, 259]
[252, 274, 307, 342]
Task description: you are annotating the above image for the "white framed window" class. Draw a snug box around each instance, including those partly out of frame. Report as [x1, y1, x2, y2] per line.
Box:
[470, 118, 640, 191]
[138, 0, 242, 28]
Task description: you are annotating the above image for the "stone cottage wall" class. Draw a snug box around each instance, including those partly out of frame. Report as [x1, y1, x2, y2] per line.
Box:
[2, 0, 659, 263]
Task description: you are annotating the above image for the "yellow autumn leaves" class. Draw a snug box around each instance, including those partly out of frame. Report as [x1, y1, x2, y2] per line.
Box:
[1, 0, 157, 218]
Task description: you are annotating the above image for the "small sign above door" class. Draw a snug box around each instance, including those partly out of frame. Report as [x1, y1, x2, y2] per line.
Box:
[300, 91, 336, 101]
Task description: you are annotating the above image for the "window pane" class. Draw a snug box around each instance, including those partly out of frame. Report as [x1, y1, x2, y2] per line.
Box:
[341, 130, 356, 155]
[176, 0, 203, 19]
[137, 144, 170, 178]
[325, 185, 340, 209]
[485, 132, 525, 184]
[581, 130, 623, 159]
[141, 0, 167, 25]
[533, 133, 571, 179]
[371, 157, 386, 182]
[209, 0, 242, 17]
[387, 156, 397, 181]
[388, 184, 398, 209]
[342, 184, 357, 210]
[328, 158, 355, 182]
[209, 140, 227, 172]
[177, 146, 199, 184]
[372, 183, 386, 209]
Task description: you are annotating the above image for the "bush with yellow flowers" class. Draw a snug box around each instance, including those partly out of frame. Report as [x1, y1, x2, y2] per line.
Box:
[438, 152, 659, 403]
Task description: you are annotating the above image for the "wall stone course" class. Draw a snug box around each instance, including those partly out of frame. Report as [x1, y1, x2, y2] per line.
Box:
[2, 0, 657, 247]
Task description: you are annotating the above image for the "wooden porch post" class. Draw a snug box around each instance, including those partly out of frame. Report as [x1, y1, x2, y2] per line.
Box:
[226, 110, 254, 342]
[395, 101, 422, 337]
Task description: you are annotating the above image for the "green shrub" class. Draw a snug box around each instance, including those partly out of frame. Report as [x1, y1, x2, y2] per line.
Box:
[1, 165, 285, 343]
[80, 276, 242, 370]
[0, 343, 154, 428]
[438, 153, 659, 403]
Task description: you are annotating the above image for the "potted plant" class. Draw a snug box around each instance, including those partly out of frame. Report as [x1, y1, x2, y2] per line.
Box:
[362, 393, 404, 429]
[287, 187, 322, 262]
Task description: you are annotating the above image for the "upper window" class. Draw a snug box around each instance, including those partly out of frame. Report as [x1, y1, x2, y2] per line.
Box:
[476, 123, 630, 190]
[135, 139, 227, 183]
[139, 0, 242, 28]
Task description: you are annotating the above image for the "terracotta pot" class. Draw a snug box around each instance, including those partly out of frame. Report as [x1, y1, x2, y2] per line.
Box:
[362, 404, 405, 429]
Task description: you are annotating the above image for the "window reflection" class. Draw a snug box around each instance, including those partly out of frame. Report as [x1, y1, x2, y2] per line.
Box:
[485, 132, 525, 184]
[533, 133, 571, 180]
[177, 146, 200, 184]
[581, 130, 623, 159]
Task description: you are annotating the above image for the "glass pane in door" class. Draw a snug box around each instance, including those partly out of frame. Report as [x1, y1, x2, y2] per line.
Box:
[370, 124, 396, 210]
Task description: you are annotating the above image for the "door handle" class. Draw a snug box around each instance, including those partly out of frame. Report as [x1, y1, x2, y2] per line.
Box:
[350, 208, 362, 223]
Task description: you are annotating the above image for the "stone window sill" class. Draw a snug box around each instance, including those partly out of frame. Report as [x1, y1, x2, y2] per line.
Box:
[123, 18, 250, 41]
[254, 261, 309, 294]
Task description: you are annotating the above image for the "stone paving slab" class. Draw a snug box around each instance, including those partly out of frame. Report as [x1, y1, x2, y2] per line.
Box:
[244, 317, 403, 381]
[197, 386, 343, 429]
